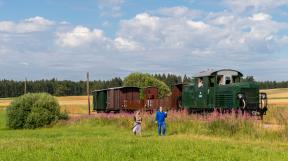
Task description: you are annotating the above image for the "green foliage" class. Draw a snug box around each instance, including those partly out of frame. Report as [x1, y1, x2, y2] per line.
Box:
[6, 93, 68, 129]
[59, 111, 69, 120]
[123, 73, 171, 98]
[153, 73, 183, 88]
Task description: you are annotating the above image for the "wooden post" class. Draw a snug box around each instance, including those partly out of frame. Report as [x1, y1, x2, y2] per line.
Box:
[87, 72, 91, 115]
[24, 78, 27, 94]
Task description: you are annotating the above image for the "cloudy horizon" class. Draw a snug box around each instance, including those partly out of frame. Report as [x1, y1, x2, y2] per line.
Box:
[0, 0, 288, 81]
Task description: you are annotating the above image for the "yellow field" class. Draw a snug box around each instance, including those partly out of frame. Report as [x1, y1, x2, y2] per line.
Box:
[0, 98, 11, 108]
[261, 88, 288, 98]
[261, 88, 288, 105]
[0, 96, 92, 114]
[57, 96, 92, 114]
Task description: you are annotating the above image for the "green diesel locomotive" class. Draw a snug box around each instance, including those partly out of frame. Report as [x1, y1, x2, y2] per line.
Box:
[182, 69, 268, 115]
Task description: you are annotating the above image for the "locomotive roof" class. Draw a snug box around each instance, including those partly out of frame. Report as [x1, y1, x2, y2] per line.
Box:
[193, 69, 243, 78]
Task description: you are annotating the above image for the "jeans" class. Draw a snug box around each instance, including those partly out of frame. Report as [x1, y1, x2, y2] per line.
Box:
[157, 122, 166, 136]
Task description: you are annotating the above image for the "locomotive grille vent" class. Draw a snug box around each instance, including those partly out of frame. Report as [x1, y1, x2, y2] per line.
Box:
[215, 92, 233, 107]
[241, 88, 258, 108]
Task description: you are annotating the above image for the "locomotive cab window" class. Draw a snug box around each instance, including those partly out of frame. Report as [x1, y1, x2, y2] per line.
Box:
[209, 77, 215, 87]
[225, 76, 231, 84]
[217, 75, 225, 85]
[232, 76, 240, 83]
[198, 77, 204, 88]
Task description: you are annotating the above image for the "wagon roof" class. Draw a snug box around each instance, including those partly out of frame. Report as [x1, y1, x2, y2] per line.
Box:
[92, 89, 108, 92]
[193, 69, 243, 78]
[144, 86, 158, 88]
[107, 86, 140, 90]
[92, 86, 140, 92]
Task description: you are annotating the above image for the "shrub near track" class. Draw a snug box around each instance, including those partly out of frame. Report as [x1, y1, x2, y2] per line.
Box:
[6, 93, 68, 129]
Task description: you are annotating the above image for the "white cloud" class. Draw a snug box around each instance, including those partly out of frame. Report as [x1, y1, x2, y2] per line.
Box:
[114, 37, 142, 51]
[20, 62, 29, 66]
[186, 20, 208, 30]
[97, 0, 124, 17]
[133, 13, 159, 30]
[116, 8, 288, 63]
[118, 12, 215, 50]
[224, 0, 288, 12]
[1, 5, 288, 81]
[56, 26, 105, 47]
[158, 6, 203, 18]
[0, 16, 54, 33]
[249, 13, 271, 21]
[56, 25, 143, 51]
[159, 6, 189, 16]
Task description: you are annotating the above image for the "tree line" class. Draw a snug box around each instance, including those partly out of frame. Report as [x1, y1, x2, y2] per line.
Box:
[0, 74, 286, 98]
[0, 78, 123, 98]
[241, 76, 288, 89]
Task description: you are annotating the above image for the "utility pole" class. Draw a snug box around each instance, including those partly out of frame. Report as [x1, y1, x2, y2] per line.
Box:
[24, 78, 27, 94]
[87, 72, 91, 115]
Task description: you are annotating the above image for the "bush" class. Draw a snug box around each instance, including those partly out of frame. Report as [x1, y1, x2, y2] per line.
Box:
[6, 93, 68, 129]
[123, 72, 171, 99]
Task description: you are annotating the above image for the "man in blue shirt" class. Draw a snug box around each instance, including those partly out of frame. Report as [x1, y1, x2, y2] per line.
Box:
[155, 106, 167, 136]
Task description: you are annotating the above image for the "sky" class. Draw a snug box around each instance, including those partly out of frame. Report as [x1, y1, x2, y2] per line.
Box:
[0, 0, 288, 81]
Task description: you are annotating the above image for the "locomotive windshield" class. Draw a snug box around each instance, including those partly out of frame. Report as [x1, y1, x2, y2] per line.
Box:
[216, 72, 241, 85]
[193, 69, 243, 86]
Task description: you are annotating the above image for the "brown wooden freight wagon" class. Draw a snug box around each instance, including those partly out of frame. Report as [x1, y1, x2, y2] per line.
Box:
[106, 87, 142, 112]
[143, 84, 185, 111]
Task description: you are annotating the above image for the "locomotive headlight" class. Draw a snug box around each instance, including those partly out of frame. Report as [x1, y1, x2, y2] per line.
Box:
[237, 93, 244, 99]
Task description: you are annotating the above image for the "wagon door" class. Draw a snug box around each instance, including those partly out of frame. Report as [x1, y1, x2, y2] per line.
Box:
[107, 89, 114, 111]
[114, 89, 121, 111]
[96, 90, 107, 111]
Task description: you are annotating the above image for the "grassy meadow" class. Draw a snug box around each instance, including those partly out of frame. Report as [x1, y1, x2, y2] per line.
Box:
[0, 89, 287, 160]
[0, 110, 288, 161]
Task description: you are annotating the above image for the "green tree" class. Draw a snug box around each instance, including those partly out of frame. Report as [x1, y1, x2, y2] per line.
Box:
[123, 72, 171, 99]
